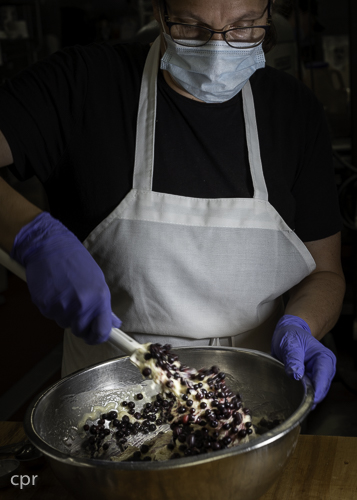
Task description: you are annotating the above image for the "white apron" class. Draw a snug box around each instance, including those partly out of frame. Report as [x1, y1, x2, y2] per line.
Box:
[62, 37, 316, 377]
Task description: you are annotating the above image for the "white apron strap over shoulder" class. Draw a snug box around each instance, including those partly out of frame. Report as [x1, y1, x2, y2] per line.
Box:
[242, 83, 268, 201]
[133, 36, 161, 191]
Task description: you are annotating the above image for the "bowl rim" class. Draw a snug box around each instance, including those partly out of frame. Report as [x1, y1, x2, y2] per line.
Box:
[24, 347, 314, 471]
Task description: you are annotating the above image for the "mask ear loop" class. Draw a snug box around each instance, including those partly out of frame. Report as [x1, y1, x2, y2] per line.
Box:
[158, 0, 168, 50]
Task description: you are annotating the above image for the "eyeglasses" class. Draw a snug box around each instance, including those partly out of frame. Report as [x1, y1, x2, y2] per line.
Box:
[162, 0, 272, 48]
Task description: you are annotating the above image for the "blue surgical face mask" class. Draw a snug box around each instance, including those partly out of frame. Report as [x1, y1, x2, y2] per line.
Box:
[160, 33, 266, 104]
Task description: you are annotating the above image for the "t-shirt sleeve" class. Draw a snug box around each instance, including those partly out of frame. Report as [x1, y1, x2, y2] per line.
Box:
[0, 45, 88, 182]
[291, 92, 342, 242]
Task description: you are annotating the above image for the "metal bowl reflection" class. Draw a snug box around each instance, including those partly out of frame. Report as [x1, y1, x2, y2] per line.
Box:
[24, 347, 313, 500]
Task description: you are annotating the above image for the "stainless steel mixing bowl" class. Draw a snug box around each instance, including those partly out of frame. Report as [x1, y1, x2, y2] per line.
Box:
[24, 347, 314, 500]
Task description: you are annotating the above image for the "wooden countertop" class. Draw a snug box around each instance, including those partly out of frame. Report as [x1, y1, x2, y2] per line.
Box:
[1, 422, 357, 499]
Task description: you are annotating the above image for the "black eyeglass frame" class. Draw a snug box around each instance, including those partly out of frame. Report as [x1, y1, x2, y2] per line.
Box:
[162, 0, 272, 48]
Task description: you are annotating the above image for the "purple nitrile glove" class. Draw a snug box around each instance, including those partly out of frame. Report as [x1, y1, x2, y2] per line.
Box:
[11, 212, 121, 345]
[271, 314, 336, 407]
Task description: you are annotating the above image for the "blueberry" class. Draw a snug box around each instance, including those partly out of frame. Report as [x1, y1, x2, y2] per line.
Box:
[187, 434, 196, 448]
[142, 367, 152, 377]
[234, 412, 243, 425]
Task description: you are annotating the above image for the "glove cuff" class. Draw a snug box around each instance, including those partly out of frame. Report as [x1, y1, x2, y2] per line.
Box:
[276, 314, 311, 334]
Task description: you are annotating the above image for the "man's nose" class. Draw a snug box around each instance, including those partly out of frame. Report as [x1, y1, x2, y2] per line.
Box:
[211, 30, 226, 41]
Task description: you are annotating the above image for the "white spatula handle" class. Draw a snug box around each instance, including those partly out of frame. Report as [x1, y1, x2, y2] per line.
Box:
[0, 248, 27, 282]
[0, 248, 140, 355]
[109, 327, 141, 354]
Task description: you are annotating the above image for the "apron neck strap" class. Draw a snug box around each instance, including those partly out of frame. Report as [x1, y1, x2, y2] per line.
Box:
[242, 82, 268, 201]
[133, 36, 269, 201]
[133, 36, 160, 191]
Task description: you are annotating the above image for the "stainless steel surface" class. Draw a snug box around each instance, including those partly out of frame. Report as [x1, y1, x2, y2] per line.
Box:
[24, 347, 314, 500]
[0, 249, 140, 355]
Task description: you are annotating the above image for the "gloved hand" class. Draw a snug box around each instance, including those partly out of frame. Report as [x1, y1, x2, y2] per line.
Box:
[271, 314, 336, 407]
[11, 212, 121, 344]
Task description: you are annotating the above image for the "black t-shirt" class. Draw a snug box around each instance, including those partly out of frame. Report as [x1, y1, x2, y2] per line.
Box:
[0, 41, 342, 242]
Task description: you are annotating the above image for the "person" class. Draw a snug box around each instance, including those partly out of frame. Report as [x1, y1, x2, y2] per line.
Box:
[0, 0, 345, 408]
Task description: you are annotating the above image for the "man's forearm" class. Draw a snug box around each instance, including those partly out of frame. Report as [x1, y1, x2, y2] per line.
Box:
[0, 176, 42, 253]
[284, 270, 346, 340]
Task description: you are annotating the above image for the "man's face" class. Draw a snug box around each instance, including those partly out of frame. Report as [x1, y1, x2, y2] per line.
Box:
[153, 0, 270, 36]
